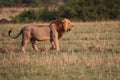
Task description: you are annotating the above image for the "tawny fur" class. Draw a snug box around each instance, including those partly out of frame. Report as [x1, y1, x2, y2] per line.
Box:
[8, 18, 74, 52]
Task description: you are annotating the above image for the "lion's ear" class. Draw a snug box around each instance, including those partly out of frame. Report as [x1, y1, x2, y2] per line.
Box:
[61, 18, 67, 31]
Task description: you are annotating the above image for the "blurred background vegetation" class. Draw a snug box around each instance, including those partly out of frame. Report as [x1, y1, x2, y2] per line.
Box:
[0, 0, 120, 22]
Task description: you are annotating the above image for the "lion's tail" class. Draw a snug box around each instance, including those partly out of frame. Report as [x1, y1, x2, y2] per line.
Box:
[8, 29, 22, 39]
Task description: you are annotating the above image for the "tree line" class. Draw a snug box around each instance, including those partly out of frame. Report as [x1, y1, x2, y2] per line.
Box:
[0, 0, 66, 7]
[1, 0, 119, 22]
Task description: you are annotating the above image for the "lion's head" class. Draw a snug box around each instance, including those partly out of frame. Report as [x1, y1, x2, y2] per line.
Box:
[61, 18, 74, 32]
[50, 18, 74, 39]
[50, 18, 74, 32]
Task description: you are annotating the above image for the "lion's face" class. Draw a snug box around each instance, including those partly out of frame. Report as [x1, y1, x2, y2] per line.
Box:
[62, 18, 74, 32]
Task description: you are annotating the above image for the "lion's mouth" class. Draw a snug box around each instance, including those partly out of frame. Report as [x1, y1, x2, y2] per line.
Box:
[67, 28, 74, 32]
[67, 29, 71, 32]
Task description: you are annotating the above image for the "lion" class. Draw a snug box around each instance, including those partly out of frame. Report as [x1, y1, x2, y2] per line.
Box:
[8, 18, 74, 52]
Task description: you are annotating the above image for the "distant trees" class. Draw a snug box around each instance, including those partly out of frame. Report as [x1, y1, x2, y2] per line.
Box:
[62, 0, 120, 21]
[11, 8, 60, 23]
[0, 0, 19, 7]
[0, 0, 65, 7]
[3, 0, 119, 22]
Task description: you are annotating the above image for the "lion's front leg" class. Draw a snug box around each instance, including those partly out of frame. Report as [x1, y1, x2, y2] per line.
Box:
[52, 33, 60, 51]
[53, 38, 60, 51]
[50, 24, 60, 51]
[50, 39, 59, 51]
[50, 41, 55, 49]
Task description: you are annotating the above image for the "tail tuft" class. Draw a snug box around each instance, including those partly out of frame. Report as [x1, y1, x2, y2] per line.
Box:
[8, 29, 22, 39]
[8, 30, 12, 36]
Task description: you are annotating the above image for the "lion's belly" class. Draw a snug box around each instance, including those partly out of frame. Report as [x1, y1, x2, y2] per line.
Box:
[35, 35, 50, 41]
[31, 27, 51, 41]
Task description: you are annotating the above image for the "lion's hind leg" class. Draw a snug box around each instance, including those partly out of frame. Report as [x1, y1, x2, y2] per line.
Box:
[30, 38, 39, 51]
[21, 38, 29, 53]
[21, 32, 30, 52]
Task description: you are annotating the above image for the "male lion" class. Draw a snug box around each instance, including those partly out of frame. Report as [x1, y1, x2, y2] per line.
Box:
[8, 18, 74, 52]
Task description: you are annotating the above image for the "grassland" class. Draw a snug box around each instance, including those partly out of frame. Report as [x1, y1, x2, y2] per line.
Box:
[0, 21, 120, 80]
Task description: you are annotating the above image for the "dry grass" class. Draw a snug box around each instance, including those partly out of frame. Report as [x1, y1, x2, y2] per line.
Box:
[0, 21, 120, 80]
[0, 7, 41, 20]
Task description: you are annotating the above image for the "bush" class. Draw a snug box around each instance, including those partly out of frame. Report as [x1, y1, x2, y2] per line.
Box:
[10, 0, 120, 22]
[60, 0, 120, 21]
[11, 9, 37, 23]
[38, 7, 60, 21]
[59, 6, 77, 19]
[11, 8, 60, 23]
[0, 0, 19, 7]
[0, 0, 64, 7]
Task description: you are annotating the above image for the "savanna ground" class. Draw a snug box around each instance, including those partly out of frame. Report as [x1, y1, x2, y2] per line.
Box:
[0, 8, 120, 80]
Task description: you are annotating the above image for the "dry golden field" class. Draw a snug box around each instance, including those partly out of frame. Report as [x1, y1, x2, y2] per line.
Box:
[0, 8, 120, 80]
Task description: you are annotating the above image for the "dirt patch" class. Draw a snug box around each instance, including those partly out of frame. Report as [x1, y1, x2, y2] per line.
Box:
[0, 18, 9, 24]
